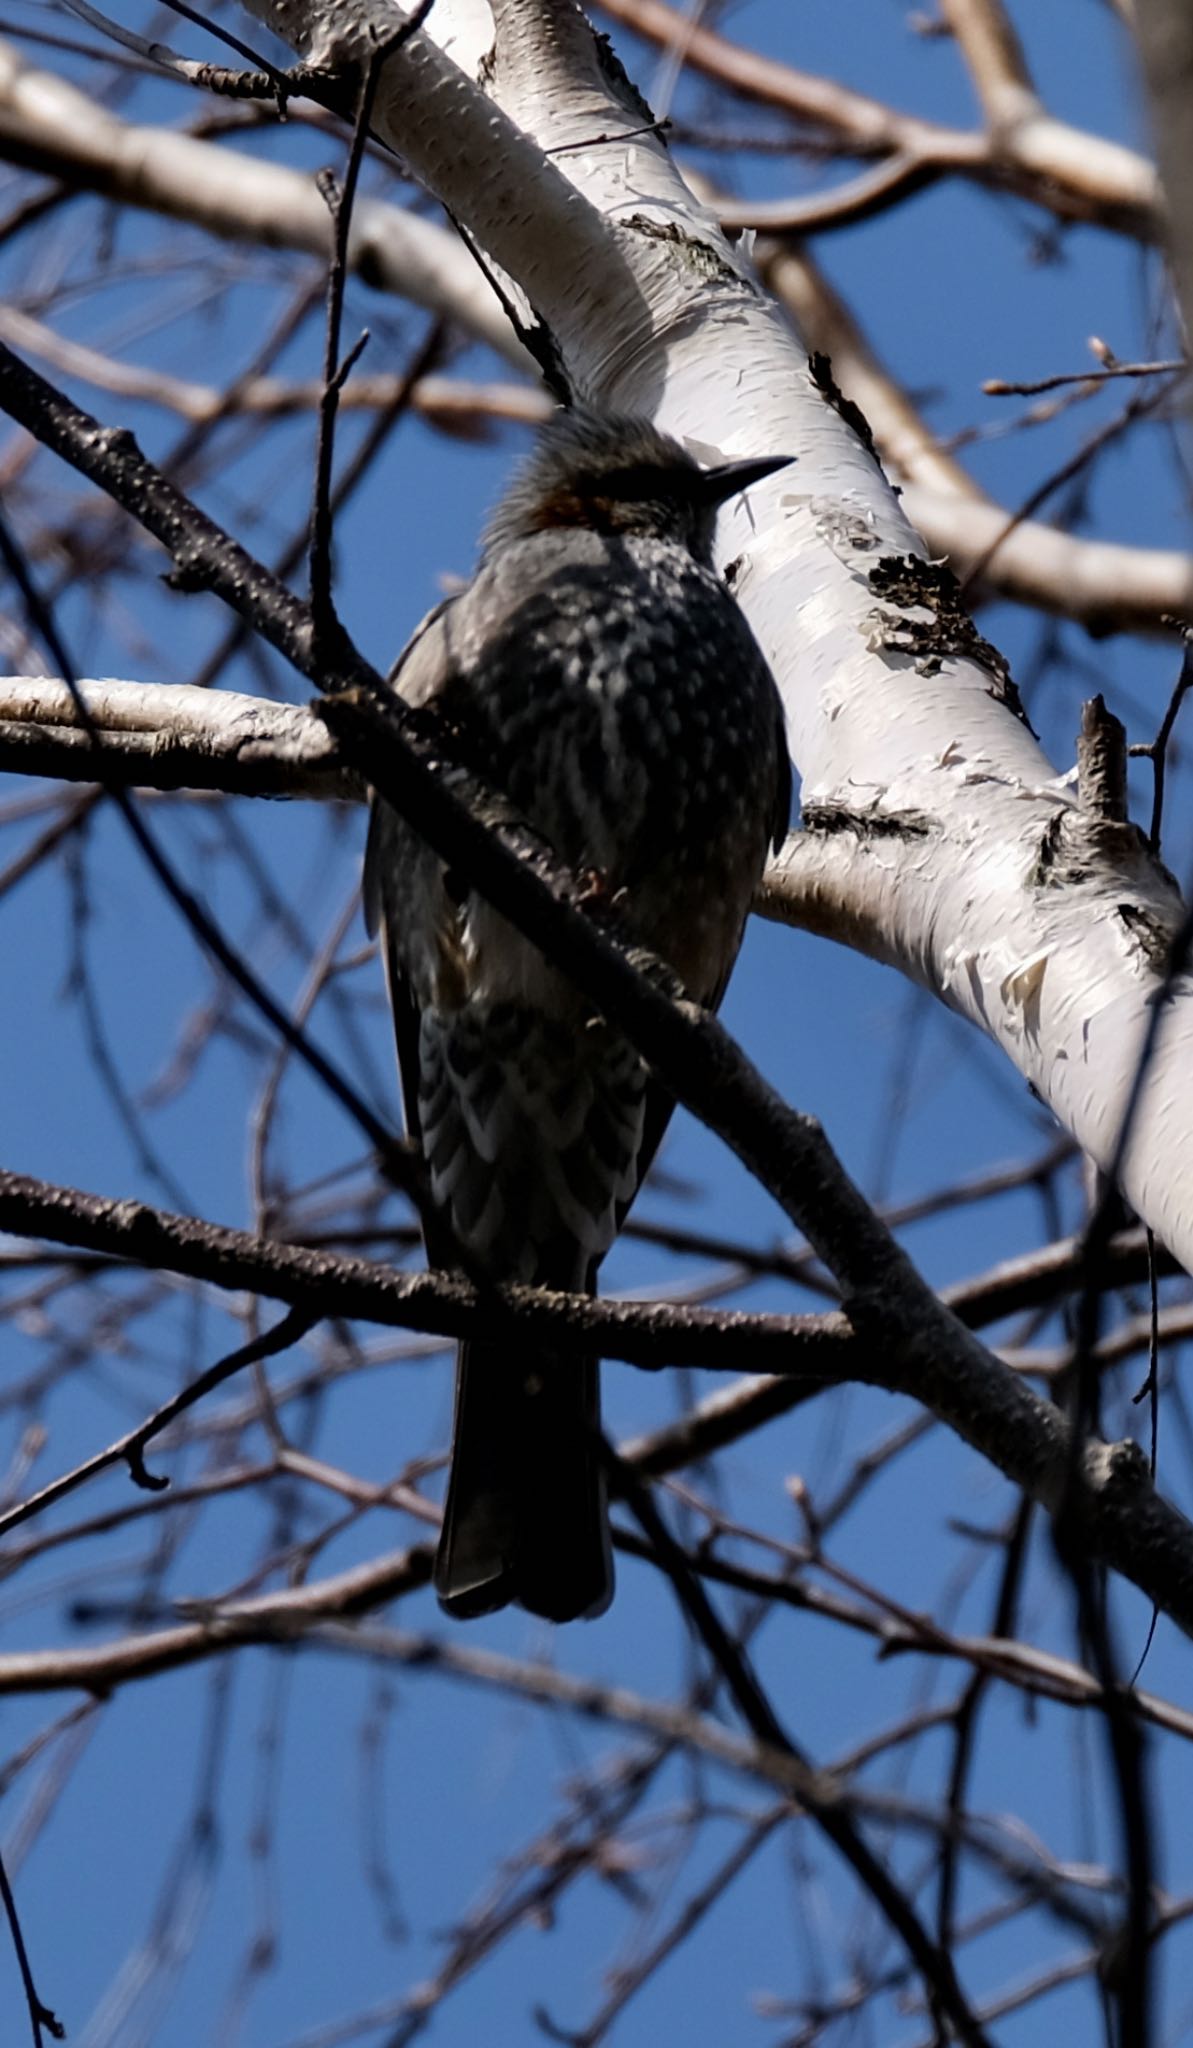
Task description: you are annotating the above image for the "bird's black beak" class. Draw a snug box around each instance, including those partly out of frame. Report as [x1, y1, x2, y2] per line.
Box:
[697, 451, 793, 505]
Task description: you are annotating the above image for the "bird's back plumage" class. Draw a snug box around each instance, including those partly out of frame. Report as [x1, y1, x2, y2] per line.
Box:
[365, 410, 789, 1622]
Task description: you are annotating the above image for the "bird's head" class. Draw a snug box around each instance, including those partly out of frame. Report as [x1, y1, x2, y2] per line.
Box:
[481, 406, 790, 566]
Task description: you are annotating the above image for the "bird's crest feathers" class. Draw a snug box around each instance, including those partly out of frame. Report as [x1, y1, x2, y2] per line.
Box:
[481, 405, 789, 565]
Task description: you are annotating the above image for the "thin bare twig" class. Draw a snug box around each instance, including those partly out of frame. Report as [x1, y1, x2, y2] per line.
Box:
[309, 39, 390, 642]
[0, 1308, 311, 1540]
[609, 1445, 992, 2047]
[0, 1843, 63, 2045]
[983, 358, 1185, 397]
[0, 452, 442, 1260]
[1134, 628, 1193, 854]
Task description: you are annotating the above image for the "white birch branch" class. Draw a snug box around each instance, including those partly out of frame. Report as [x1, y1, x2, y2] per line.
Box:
[593, 0, 1162, 236]
[0, 305, 546, 431]
[220, 0, 1193, 1274]
[0, 37, 525, 367]
[0, 677, 353, 797]
[0, 36, 1180, 632]
[761, 238, 1193, 637]
[1133, 0, 1193, 352]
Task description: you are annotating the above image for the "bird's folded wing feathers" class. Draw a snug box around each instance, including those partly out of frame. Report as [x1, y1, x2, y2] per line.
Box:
[362, 598, 456, 944]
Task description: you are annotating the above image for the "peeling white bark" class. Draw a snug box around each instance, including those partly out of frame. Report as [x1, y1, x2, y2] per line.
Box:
[196, 0, 1193, 1269]
[898, 485, 1193, 629]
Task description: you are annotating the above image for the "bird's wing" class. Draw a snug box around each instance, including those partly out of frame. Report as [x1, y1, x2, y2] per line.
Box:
[363, 594, 465, 1229]
[611, 663, 790, 1265]
[362, 597, 455, 930]
[386, 593, 456, 697]
[771, 709, 794, 852]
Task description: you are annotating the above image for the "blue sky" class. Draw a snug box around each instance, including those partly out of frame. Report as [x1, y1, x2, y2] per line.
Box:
[0, 2, 1190, 2044]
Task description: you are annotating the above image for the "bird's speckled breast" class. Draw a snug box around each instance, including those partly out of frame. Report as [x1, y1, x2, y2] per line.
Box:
[433, 529, 786, 1000]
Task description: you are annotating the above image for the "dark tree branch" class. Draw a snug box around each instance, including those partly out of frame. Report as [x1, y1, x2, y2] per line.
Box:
[2, 1167, 1193, 1640]
[610, 1444, 991, 2046]
[0, 473, 429, 1227]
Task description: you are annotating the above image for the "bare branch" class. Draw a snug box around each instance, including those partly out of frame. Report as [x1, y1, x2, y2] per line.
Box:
[3, 1166, 1193, 1635]
[0, 677, 355, 797]
[591, 0, 1160, 234]
[0, 38, 524, 364]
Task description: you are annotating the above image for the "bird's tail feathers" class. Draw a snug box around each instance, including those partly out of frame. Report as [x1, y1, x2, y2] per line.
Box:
[434, 1342, 613, 1623]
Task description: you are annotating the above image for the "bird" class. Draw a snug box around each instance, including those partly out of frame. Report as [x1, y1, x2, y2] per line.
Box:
[364, 405, 791, 1623]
